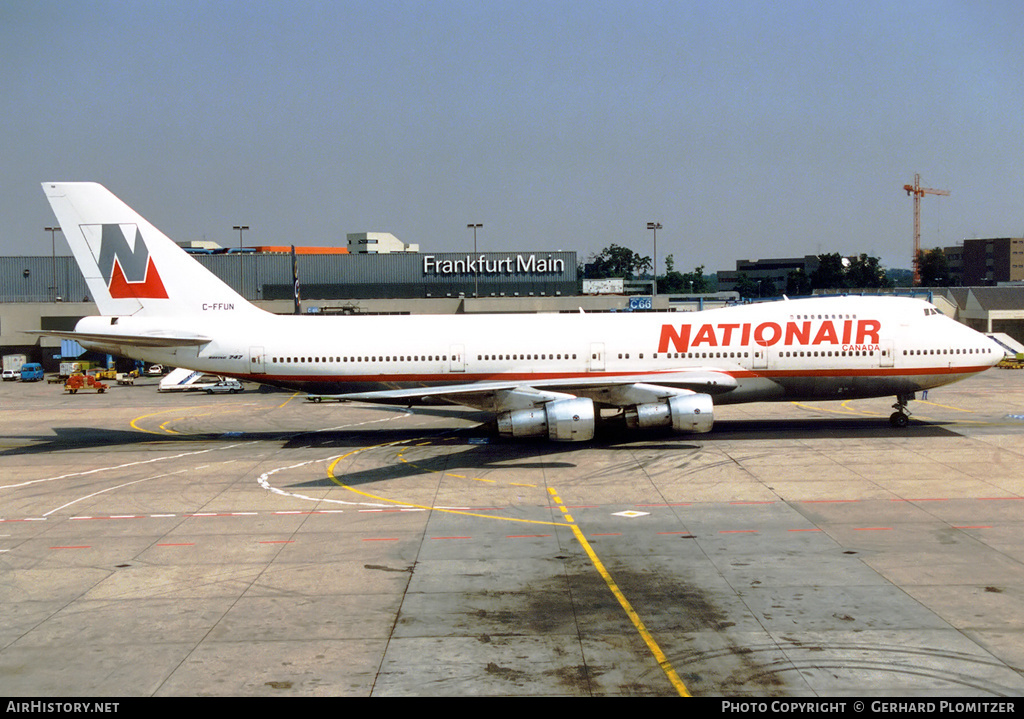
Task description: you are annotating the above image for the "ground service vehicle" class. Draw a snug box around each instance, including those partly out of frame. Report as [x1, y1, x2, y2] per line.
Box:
[19, 363, 44, 382]
[64, 374, 108, 393]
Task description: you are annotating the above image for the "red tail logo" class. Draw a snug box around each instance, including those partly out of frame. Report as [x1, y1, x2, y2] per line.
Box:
[98, 225, 169, 299]
[108, 256, 168, 299]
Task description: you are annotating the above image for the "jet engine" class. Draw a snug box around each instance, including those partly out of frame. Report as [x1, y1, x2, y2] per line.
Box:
[623, 392, 714, 433]
[497, 397, 595, 442]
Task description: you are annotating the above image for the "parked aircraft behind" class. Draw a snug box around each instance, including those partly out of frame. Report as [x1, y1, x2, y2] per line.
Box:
[38, 182, 1002, 441]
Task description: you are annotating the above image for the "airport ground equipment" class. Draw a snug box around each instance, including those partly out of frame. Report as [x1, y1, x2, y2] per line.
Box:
[64, 374, 108, 394]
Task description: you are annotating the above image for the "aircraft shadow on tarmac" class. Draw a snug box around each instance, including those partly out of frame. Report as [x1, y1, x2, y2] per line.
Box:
[290, 416, 961, 489]
[0, 413, 958, 464]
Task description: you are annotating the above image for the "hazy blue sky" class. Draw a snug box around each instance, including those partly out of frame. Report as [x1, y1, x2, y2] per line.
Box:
[3, 0, 1022, 273]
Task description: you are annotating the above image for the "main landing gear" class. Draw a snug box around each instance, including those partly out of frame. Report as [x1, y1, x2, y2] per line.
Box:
[889, 393, 915, 428]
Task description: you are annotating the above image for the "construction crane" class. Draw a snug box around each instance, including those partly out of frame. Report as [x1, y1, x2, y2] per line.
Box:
[903, 173, 950, 285]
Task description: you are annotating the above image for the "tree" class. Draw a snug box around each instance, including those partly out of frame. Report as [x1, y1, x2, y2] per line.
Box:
[786, 268, 813, 296]
[846, 254, 894, 289]
[757, 276, 778, 298]
[583, 244, 652, 279]
[682, 265, 710, 294]
[658, 255, 710, 294]
[916, 247, 950, 287]
[657, 254, 686, 293]
[808, 252, 893, 291]
[810, 253, 848, 290]
[733, 272, 761, 299]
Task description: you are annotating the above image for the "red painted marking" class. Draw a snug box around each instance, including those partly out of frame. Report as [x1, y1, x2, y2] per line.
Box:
[233, 364, 995, 386]
[108, 257, 168, 299]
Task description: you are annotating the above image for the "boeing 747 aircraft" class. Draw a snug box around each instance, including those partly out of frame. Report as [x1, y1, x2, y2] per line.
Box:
[39, 182, 1001, 441]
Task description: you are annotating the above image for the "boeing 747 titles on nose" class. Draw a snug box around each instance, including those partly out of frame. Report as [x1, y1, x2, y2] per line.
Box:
[38, 182, 1002, 440]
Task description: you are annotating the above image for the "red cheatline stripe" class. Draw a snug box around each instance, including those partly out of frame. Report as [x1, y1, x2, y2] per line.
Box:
[233, 364, 994, 385]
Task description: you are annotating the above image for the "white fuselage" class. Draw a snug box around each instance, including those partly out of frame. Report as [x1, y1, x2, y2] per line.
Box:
[74, 294, 1000, 406]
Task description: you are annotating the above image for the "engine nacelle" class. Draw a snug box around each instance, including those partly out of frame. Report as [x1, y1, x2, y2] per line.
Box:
[624, 393, 714, 433]
[497, 397, 595, 442]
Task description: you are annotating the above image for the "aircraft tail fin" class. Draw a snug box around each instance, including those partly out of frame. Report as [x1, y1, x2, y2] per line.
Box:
[41, 182, 260, 318]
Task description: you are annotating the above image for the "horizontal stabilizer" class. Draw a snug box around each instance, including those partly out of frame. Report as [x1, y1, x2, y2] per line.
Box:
[24, 329, 211, 348]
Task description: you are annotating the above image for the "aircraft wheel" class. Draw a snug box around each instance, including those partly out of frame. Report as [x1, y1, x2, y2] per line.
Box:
[889, 411, 909, 428]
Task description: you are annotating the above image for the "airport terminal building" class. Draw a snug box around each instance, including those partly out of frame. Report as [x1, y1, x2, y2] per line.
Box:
[0, 249, 579, 304]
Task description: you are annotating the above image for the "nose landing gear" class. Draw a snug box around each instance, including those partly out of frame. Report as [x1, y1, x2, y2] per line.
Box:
[890, 393, 914, 428]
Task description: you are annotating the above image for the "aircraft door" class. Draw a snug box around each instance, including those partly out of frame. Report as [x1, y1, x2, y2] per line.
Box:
[752, 348, 768, 369]
[589, 343, 605, 372]
[449, 344, 466, 372]
[249, 346, 266, 374]
[880, 340, 894, 368]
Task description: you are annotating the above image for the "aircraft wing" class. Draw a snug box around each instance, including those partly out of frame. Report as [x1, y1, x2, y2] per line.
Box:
[333, 369, 738, 407]
[23, 329, 212, 348]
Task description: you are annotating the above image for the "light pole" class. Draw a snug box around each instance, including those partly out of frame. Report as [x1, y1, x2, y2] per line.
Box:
[45, 226, 61, 302]
[646, 222, 661, 296]
[467, 223, 483, 297]
[233, 225, 249, 296]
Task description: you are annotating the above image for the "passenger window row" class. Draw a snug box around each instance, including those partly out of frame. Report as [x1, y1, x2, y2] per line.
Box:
[902, 347, 993, 356]
[272, 355, 449, 364]
[654, 352, 750, 360]
[781, 350, 877, 357]
[477, 353, 577, 361]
